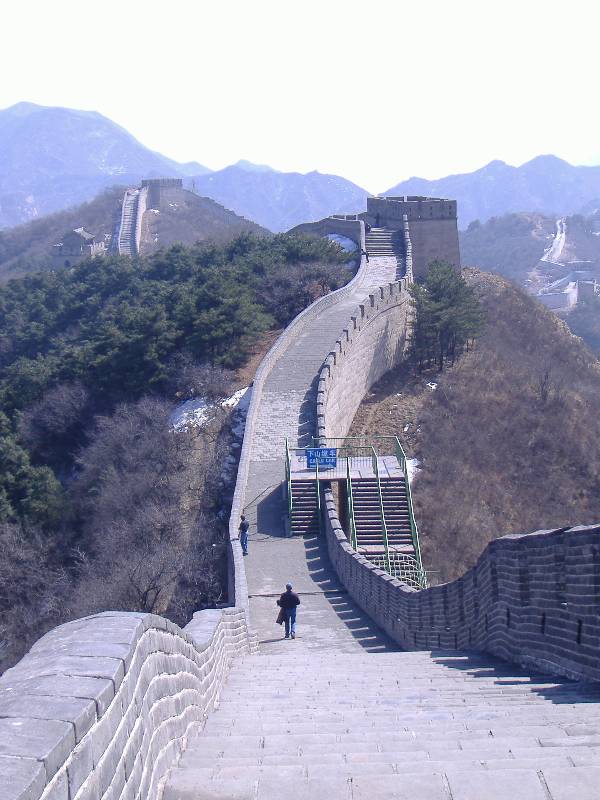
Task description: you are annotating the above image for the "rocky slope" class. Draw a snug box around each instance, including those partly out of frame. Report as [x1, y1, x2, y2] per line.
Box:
[350, 269, 600, 582]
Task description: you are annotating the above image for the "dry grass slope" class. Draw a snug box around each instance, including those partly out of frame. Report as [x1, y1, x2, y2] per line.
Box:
[351, 269, 600, 582]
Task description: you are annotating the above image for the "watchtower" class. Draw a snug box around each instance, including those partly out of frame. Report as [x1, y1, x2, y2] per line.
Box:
[361, 196, 460, 280]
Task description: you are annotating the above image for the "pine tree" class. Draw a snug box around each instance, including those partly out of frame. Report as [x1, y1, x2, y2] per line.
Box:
[409, 261, 483, 371]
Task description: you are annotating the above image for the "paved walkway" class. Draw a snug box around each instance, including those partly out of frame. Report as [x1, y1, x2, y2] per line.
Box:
[242, 256, 399, 648]
[165, 649, 600, 799]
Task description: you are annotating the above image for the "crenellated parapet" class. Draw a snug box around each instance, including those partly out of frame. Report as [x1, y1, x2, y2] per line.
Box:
[0, 609, 255, 800]
[316, 278, 412, 442]
[323, 507, 600, 682]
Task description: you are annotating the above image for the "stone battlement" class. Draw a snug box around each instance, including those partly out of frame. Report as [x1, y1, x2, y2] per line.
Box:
[289, 195, 460, 280]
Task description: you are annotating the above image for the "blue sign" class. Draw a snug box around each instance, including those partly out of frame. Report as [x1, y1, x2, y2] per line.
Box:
[307, 447, 337, 469]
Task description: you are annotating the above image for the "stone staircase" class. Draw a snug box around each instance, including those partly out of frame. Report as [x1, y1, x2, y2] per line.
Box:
[365, 227, 401, 257]
[290, 480, 320, 536]
[118, 188, 139, 256]
[164, 649, 600, 799]
[352, 476, 413, 552]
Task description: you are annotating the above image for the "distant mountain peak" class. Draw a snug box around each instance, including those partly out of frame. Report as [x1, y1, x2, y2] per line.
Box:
[232, 159, 276, 173]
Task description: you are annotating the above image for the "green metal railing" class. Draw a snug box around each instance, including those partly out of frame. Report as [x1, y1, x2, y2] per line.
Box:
[371, 445, 392, 574]
[346, 457, 357, 549]
[285, 435, 427, 588]
[285, 438, 293, 522]
[393, 436, 425, 581]
[315, 458, 322, 533]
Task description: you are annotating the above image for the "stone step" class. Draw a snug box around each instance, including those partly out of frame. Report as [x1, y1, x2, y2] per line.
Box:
[164, 761, 600, 799]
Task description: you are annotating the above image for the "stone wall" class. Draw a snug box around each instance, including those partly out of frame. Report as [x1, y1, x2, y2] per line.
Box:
[404, 217, 461, 280]
[314, 238, 600, 683]
[133, 186, 148, 257]
[323, 509, 600, 682]
[142, 178, 183, 210]
[287, 217, 363, 247]
[316, 278, 412, 440]
[364, 196, 457, 225]
[0, 608, 254, 800]
[227, 220, 368, 608]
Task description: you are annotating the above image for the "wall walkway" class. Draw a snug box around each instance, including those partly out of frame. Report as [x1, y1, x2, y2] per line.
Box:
[4, 215, 600, 799]
[227, 218, 413, 646]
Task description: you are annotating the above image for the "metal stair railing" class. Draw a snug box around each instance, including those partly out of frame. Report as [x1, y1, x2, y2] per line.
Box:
[285, 438, 293, 526]
[346, 456, 357, 550]
[393, 436, 426, 587]
[315, 458, 322, 534]
[371, 445, 391, 574]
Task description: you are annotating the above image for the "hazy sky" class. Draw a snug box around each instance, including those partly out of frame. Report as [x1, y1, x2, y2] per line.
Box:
[1, 0, 598, 192]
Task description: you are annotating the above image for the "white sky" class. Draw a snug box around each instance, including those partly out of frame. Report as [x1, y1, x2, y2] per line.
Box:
[1, 0, 598, 193]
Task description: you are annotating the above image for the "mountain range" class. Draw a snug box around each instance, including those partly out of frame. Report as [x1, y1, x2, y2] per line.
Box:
[3, 102, 600, 235]
[0, 102, 214, 228]
[385, 156, 600, 227]
[0, 103, 367, 232]
[186, 166, 368, 232]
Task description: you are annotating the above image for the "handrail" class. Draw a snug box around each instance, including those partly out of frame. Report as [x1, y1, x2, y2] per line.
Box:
[346, 456, 357, 549]
[285, 438, 293, 524]
[394, 436, 426, 587]
[371, 445, 391, 573]
[315, 458, 322, 533]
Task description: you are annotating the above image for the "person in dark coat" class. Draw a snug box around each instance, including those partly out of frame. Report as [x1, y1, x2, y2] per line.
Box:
[238, 515, 249, 555]
[277, 582, 300, 639]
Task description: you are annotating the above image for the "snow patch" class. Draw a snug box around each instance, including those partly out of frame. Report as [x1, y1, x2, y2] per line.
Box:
[326, 233, 358, 252]
[170, 386, 252, 433]
[406, 458, 421, 484]
[170, 398, 212, 431]
[222, 386, 250, 410]
[426, 382, 438, 391]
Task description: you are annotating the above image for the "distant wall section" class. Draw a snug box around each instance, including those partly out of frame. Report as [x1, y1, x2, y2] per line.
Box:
[287, 216, 363, 248]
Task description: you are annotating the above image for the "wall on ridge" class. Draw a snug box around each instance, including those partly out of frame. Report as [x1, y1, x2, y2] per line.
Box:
[227, 219, 367, 609]
[134, 185, 147, 256]
[0, 609, 254, 800]
[314, 232, 600, 682]
[324, 509, 600, 682]
[317, 278, 411, 440]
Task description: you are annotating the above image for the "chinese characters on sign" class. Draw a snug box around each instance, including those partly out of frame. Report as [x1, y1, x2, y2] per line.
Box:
[306, 448, 337, 469]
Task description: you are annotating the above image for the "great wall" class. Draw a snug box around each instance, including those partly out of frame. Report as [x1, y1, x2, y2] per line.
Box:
[2, 197, 600, 800]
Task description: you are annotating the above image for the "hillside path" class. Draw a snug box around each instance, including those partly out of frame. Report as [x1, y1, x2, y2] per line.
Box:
[242, 256, 398, 650]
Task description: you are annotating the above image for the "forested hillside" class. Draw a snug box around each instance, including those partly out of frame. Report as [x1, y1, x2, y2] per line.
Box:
[350, 269, 600, 582]
[0, 233, 351, 669]
[0, 187, 124, 279]
[0, 185, 268, 282]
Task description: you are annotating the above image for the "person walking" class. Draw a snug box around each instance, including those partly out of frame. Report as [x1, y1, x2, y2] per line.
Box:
[277, 582, 300, 639]
[238, 515, 250, 555]
[361, 247, 370, 263]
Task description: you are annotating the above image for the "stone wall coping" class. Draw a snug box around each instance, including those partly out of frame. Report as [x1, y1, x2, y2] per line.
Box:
[0, 608, 253, 800]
